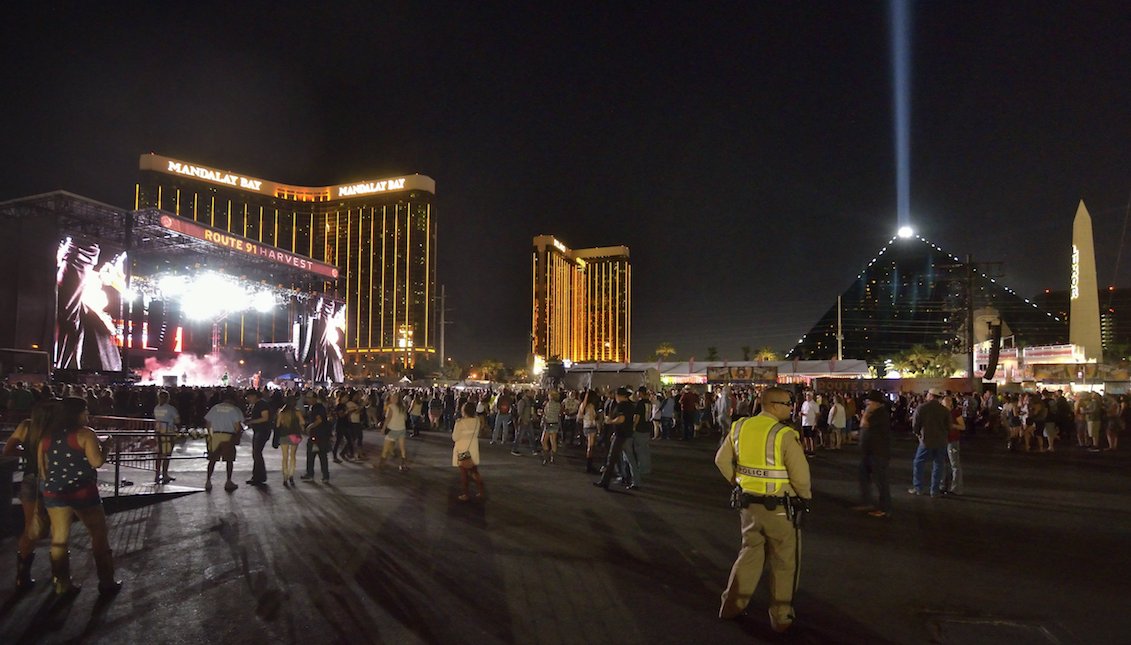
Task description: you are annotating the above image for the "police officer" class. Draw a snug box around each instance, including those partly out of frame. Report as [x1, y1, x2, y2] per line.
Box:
[715, 386, 812, 633]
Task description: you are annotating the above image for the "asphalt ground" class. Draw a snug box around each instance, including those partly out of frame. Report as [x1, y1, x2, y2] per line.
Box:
[0, 426, 1128, 644]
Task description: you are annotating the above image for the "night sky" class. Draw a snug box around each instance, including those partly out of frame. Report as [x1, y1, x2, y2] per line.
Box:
[2, 1, 1128, 366]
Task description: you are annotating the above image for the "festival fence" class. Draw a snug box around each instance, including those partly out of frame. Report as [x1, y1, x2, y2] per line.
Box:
[88, 415, 210, 497]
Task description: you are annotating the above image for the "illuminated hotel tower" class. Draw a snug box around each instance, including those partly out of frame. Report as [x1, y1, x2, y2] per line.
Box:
[1070, 199, 1103, 361]
[136, 154, 437, 370]
[532, 235, 630, 363]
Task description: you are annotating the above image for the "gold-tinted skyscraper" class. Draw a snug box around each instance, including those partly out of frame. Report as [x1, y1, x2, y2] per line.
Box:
[532, 236, 630, 363]
[136, 154, 437, 372]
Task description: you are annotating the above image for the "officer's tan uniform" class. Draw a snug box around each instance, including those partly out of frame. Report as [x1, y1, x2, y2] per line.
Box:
[715, 411, 812, 628]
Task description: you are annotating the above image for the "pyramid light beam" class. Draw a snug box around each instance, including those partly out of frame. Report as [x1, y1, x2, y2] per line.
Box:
[890, 0, 912, 230]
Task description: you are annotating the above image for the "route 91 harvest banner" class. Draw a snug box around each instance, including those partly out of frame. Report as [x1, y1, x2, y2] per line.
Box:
[158, 215, 339, 280]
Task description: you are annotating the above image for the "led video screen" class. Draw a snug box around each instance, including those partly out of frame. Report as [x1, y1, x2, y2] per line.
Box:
[54, 237, 126, 371]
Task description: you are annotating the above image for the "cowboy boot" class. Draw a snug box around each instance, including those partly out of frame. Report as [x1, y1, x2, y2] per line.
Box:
[93, 548, 122, 594]
[16, 552, 35, 589]
[50, 549, 80, 595]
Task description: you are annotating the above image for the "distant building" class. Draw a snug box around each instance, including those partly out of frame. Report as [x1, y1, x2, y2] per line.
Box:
[1037, 287, 1131, 356]
[532, 236, 630, 363]
[137, 153, 437, 370]
[788, 233, 1066, 363]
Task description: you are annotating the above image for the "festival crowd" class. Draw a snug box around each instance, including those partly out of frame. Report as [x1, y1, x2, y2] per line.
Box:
[0, 377, 1122, 599]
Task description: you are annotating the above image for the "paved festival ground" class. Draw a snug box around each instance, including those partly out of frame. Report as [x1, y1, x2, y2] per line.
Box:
[1, 427, 1128, 644]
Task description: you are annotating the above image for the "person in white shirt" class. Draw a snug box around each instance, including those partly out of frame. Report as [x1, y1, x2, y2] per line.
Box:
[562, 390, 581, 446]
[827, 394, 847, 450]
[451, 402, 485, 500]
[800, 391, 820, 454]
[152, 390, 180, 484]
[714, 385, 733, 434]
[204, 389, 245, 492]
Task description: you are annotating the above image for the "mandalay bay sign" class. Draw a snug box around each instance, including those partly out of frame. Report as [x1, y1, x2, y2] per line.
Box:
[167, 160, 264, 191]
[144, 153, 435, 199]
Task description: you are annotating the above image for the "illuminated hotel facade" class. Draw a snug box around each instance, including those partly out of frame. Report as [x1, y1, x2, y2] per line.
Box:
[532, 235, 630, 364]
[136, 154, 437, 371]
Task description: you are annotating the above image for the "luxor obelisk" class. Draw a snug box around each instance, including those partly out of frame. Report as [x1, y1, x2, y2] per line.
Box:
[1070, 200, 1103, 361]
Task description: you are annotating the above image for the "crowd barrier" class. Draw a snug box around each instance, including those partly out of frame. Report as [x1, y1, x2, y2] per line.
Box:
[88, 416, 210, 497]
[3, 412, 214, 509]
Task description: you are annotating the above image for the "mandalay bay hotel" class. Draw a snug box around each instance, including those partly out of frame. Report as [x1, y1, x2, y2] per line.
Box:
[136, 154, 437, 377]
[531, 235, 630, 368]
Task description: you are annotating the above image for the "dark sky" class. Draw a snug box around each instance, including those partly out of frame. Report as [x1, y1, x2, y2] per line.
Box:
[2, 1, 1128, 366]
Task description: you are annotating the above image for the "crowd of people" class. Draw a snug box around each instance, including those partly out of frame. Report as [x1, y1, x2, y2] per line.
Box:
[1, 377, 1123, 607]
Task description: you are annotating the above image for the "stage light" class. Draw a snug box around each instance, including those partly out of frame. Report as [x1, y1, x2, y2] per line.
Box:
[158, 275, 188, 297]
[897, 225, 914, 239]
[252, 291, 276, 313]
[182, 272, 248, 321]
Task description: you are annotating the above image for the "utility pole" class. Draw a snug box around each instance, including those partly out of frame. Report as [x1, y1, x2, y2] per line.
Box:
[965, 255, 976, 394]
[440, 284, 446, 365]
[439, 284, 454, 373]
[938, 255, 1002, 394]
[836, 294, 844, 361]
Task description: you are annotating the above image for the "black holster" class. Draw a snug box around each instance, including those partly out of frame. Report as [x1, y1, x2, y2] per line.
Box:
[730, 486, 744, 509]
[784, 496, 811, 528]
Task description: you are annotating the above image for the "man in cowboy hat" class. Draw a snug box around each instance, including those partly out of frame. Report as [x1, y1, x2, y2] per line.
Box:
[909, 388, 950, 497]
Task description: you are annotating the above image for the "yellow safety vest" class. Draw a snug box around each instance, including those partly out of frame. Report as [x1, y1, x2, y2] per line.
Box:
[731, 415, 796, 495]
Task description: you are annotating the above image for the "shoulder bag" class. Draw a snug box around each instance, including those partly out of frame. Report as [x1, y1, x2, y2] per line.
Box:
[457, 430, 476, 470]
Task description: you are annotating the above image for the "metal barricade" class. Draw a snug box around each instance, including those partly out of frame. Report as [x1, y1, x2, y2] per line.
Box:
[88, 416, 209, 497]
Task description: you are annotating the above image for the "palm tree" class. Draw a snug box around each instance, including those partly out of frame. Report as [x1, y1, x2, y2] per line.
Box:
[926, 351, 955, 377]
[888, 353, 913, 376]
[741, 345, 752, 361]
[440, 358, 462, 380]
[706, 346, 720, 361]
[654, 342, 677, 361]
[478, 359, 504, 381]
[754, 346, 779, 362]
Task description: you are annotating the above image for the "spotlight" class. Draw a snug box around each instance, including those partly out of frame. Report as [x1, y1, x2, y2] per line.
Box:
[897, 225, 914, 239]
[252, 291, 276, 313]
[158, 275, 188, 297]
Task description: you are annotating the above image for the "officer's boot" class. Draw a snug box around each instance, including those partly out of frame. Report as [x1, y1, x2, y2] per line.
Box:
[94, 548, 122, 594]
[50, 548, 80, 596]
[15, 552, 35, 589]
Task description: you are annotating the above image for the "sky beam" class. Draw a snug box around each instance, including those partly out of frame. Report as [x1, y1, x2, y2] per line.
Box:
[890, 0, 912, 229]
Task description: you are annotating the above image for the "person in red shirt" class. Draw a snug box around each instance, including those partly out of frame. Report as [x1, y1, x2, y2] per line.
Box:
[679, 386, 699, 440]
